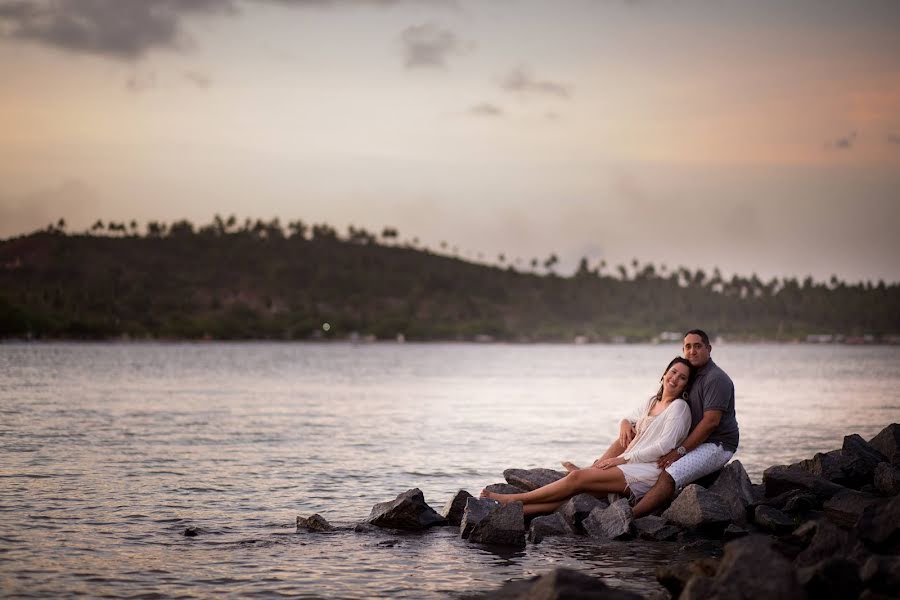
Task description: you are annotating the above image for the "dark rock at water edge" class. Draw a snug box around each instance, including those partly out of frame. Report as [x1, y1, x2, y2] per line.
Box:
[868, 423, 900, 466]
[823, 489, 884, 529]
[184, 526, 200, 537]
[721, 523, 749, 541]
[680, 536, 804, 600]
[634, 515, 680, 541]
[461, 567, 643, 600]
[661, 484, 730, 533]
[763, 464, 846, 500]
[753, 505, 795, 535]
[857, 493, 900, 553]
[796, 557, 863, 600]
[460, 497, 498, 539]
[503, 468, 566, 491]
[366, 488, 446, 530]
[794, 519, 858, 568]
[527, 513, 573, 544]
[582, 498, 634, 540]
[655, 558, 719, 599]
[860, 555, 900, 595]
[484, 483, 526, 495]
[873, 462, 900, 495]
[296, 513, 333, 532]
[707, 459, 757, 525]
[469, 501, 526, 547]
[441, 489, 473, 526]
[554, 492, 607, 530]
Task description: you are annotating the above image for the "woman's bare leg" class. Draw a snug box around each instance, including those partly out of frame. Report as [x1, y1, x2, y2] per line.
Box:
[523, 501, 565, 516]
[482, 468, 627, 506]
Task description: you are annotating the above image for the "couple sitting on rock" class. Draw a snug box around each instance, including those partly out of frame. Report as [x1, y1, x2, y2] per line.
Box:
[481, 329, 740, 518]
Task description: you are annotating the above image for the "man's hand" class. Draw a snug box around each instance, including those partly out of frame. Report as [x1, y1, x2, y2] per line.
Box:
[618, 420, 636, 448]
[656, 449, 681, 469]
[591, 456, 626, 470]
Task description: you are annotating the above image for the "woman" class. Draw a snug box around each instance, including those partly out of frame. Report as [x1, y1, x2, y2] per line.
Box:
[480, 357, 695, 515]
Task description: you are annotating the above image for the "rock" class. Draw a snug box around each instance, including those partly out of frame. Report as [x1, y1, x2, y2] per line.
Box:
[503, 468, 566, 491]
[469, 501, 526, 547]
[753, 505, 795, 535]
[857, 493, 900, 553]
[661, 484, 731, 533]
[655, 559, 719, 599]
[796, 557, 863, 600]
[634, 515, 680, 541]
[708, 460, 756, 525]
[460, 497, 498, 539]
[183, 526, 199, 537]
[441, 489, 473, 526]
[461, 567, 643, 600]
[823, 489, 884, 529]
[680, 535, 804, 600]
[763, 465, 847, 500]
[783, 492, 821, 514]
[722, 523, 749, 541]
[868, 423, 900, 466]
[841, 434, 889, 486]
[860, 555, 900, 595]
[365, 488, 446, 530]
[583, 499, 634, 540]
[296, 513, 333, 532]
[554, 493, 607, 530]
[353, 522, 379, 534]
[795, 449, 871, 489]
[484, 483, 526, 495]
[795, 519, 854, 568]
[528, 513, 573, 544]
[873, 462, 900, 495]
[692, 468, 724, 489]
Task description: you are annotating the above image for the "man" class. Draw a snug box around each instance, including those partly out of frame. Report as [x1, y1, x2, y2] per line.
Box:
[630, 328, 739, 517]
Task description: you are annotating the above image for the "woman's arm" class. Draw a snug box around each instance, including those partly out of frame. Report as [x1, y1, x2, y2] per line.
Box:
[620, 401, 691, 464]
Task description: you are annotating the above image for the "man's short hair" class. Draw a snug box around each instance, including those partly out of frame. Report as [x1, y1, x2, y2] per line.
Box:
[684, 329, 710, 346]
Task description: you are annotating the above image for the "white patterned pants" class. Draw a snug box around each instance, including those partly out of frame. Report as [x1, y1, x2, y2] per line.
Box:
[665, 443, 734, 489]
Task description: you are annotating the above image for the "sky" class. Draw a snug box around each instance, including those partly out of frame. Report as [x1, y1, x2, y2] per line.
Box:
[1, 0, 899, 283]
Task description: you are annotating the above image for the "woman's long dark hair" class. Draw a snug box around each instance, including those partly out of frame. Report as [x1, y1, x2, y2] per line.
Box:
[653, 356, 696, 403]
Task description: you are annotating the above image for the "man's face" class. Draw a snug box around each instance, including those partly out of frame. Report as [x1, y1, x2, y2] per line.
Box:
[683, 334, 711, 368]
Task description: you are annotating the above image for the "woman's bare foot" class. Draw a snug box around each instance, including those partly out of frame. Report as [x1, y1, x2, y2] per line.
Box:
[561, 461, 579, 473]
[479, 489, 510, 505]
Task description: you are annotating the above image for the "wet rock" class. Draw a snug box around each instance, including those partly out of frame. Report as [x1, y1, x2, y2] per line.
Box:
[795, 519, 854, 568]
[484, 483, 526, 495]
[783, 492, 821, 514]
[441, 489, 473, 526]
[554, 493, 607, 530]
[183, 526, 200, 537]
[763, 465, 847, 500]
[461, 567, 643, 600]
[460, 497, 498, 539]
[860, 555, 900, 595]
[857, 493, 900, 553]
[353, 522, 379, 534]
[583, 498, 634, 540]
[823, 489, 884, 529]
[365, 488, 446, 531]
[796, 557, 862, 600]
[661, 484, 731, 534]
[868, 423, 900, 466]
[795, 449, 871, 489]
[873, 462, 900, 495]
[296, 513, 333, 532]
[527, 512, 573, 544]
[753, 505, 795, 535]
[722, 523, 749, 541]
[503, 468, 566, 491]
[469, 501, 526, 547]
[841, 434, 889, 486]
[655, 559, 719, 599]
[681, 535, 803, 600]
[634, 515, 680, 541]
[708, 460, 756, 525]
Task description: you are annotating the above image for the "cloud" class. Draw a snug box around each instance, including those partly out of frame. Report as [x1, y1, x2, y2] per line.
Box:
[888, 133, 900, 145]
[399, 23, 461, 69]
[825, 131, 857, 150]
[500, 67, 572, 99]
[467, 102, 503, 117]
[0, 179, 101, 239]
[184, 70, 212, 89]
[125, 71, 157, 93]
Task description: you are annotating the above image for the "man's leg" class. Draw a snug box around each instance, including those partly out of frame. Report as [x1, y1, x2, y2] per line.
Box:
[634, 444, 734, 518]
[632, 472, 675, 518]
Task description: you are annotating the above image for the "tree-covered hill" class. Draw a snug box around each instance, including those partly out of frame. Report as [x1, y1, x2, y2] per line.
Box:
[1, 218, 898, 342]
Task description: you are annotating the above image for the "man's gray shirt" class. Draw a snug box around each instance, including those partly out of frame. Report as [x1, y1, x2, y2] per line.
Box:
[687, 359, 739, 452]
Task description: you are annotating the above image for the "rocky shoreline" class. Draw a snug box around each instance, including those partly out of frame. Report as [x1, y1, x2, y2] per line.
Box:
[294, 423, 899, 599]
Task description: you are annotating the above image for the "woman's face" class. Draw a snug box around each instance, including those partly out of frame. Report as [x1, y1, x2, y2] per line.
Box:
[663, 362, 690, 397]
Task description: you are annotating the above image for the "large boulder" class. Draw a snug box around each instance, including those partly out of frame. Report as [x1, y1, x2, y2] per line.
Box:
[460, 497, 498, 539]
[503, 468, 566, 491]
[583, 499, 634, 540]
[860, 555, 900, 596]
[794, 519, 856, 568]
[680, 536, 804, 600]
[441, 489, 473, 526]
[634, 515, 680, 541]
[661, 484, 731, 533]
[365, 488, 446, 530]
[823, 489, 884, 529]
[460, 567, 643, 600]
[469, 501, 526, 547]
[857, 493, 900, 553]
[841, 434, 889, 486]
[527, 513, 573, 544]
[554, 493, 607, 530]
[794, 449, 871, 489]
[753, 505, 795, 535]
[296, 513, 333, 532]
[796, 557, 863, 600]
[708, 460, 756, 524]
[868, 423, 900, 466]
[655, 559, 719, 599]
[873, 462, 900, 496]
[484, 482, 526, 495]
[763, 465, 847, 500]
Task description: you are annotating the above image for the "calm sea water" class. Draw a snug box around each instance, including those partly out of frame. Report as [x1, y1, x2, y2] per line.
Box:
[2, 342, 898, 598]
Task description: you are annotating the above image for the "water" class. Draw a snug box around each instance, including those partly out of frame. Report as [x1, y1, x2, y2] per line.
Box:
[1, 342, 898, 598]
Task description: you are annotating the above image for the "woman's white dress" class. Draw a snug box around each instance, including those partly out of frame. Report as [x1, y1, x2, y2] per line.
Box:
[617, 396, 691, 500]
